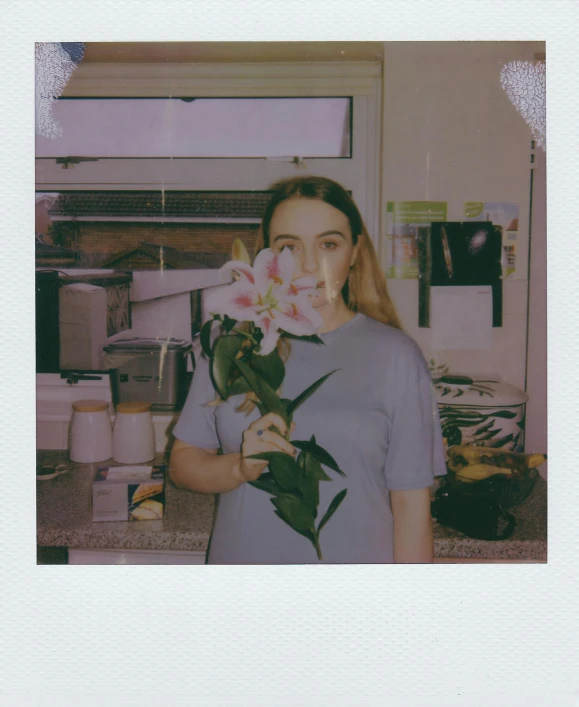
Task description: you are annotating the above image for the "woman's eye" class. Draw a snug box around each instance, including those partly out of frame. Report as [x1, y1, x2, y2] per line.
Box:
[321, 241, 338, 250]
[279, 243, 297, 252]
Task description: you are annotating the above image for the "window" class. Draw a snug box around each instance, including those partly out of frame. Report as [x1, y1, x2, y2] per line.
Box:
[36, 61, 382, 242]
[36, 97, 352, 158]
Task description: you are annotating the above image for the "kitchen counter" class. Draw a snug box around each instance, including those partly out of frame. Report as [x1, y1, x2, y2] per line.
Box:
[37, 450, 547, 562]
[431, 480, 547, 561]
[37, 451, 214, 554]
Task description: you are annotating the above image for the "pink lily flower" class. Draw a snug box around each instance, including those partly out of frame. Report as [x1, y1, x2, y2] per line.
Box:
[204, 248, 323, 355]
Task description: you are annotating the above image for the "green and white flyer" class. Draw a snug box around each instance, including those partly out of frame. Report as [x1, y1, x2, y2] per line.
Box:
[464, 202, 519, 279]
[384, 201, 447, 278]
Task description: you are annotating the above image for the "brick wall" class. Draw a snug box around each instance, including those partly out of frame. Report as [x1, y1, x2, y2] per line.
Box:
[53, 221, 259, 259]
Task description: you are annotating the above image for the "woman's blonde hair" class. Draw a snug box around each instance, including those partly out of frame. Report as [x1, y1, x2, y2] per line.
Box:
[230, 176, 402, 414]
[255, 175, 402, 330]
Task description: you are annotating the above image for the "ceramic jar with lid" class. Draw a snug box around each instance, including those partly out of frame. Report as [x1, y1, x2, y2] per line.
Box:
[112, 401, 156, 464]
[69, 399, 113, 463]
[433, 374, 529, 453]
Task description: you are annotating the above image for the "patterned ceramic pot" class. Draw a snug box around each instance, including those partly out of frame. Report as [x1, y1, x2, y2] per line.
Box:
[434, 375, 528, 454]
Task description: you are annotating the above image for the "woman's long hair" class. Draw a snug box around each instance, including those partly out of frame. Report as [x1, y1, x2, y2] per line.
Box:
[254, 175, 402, 330]
[231, 176, 402, 414]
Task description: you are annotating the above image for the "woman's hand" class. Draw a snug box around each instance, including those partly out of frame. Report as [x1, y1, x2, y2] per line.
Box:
[237, 412, 296, 483]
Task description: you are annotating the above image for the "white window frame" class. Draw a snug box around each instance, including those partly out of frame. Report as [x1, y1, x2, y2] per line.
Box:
[35, 61, 383, 243]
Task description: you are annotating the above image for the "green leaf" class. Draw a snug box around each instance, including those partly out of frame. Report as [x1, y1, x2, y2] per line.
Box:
[317, 489, 348, 534]
[273, 511, 318, 546]
[200, 318, 216, 359]
[441, 410, 483, 420]
[492, 410, 517, 419]
[231, 357, 288, 423]
[255, 400, 268, 417]
[252, 326, 264, 344]
[251, 348, 285, 390]
[299, 455, 320, 518]
[210, 335, 245, 399]
[292, 440, 344, 476]
[443, 426, 462, 446]
[475, 429, 501, 441]
[286, 370, 339, 416]
[281, 331, 324, 344]
[438, 375, 474, 385]
[271, 494, 316, 533]
[487, 434, 514, 448]
[447, 420, 483, 428]
[222, 315, 237, 333]
[311, 458, 332, 482]
[248, 472, 289, 496]
[226, 376, 252, 396]
[304, 452, 332, 482]
[247, 451, 301, 492]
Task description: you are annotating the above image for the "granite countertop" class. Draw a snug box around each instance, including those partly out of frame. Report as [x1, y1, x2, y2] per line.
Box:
[37, 450, 547, 562]
[37, 451, 214, 553]
[431, 477, 547, 561]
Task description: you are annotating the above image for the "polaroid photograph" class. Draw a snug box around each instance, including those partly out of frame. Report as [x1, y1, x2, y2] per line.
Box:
[3, 2, 577, 704]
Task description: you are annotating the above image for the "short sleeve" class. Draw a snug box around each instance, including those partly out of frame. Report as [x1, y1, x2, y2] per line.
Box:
[383, 346, 447, 491]
[173, 350, 221, 450]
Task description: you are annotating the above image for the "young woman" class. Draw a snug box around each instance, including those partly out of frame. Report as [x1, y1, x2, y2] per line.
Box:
[170, 176, 447, 564]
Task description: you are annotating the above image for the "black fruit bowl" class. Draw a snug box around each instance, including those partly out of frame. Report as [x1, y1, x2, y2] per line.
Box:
[444, 467, 539, 508]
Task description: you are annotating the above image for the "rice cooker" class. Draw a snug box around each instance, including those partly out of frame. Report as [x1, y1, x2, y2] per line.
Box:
[433, 374, 528, 454]
[103, 338, 193, 411]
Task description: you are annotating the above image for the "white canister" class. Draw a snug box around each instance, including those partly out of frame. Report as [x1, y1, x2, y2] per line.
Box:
[112, 402, 155, 464]
[434, 375, 529, 453]
[69, 400, 113, 463]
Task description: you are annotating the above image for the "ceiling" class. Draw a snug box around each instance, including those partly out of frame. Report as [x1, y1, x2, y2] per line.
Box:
[81, 42, 384, 64]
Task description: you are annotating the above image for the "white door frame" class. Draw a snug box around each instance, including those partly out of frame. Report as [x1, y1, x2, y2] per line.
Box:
[525, 144, 547, 476]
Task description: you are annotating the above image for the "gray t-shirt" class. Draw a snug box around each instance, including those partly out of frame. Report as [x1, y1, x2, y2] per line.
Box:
[173, 313, 447, 564]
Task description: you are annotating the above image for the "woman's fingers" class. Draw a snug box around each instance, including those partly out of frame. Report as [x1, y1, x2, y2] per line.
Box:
[240, 412, 296, 481]
[242, 429, 295, 458]
[248, 412, 288, 437]
[251, 430, 295, 457]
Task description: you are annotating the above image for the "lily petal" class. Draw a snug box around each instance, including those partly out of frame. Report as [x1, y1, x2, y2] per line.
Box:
[277, 247, 297, 283]
[287, 276, 317, 297]
[204, 281, 259, 323]
[255, 314, 281, 356]
[253, 248, 290, 292]
[275, 296, 323, 336]
[219, 260, 255, 284]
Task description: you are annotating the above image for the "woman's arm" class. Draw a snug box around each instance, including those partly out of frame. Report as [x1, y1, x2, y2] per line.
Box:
[390, 487, 434, 563]
[169, 412, 295, 494]
[169, 439, 246, 494]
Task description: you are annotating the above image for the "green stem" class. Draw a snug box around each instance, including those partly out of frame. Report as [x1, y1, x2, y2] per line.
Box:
[313, 534, 323, 562]
[231, 327, 258, 345]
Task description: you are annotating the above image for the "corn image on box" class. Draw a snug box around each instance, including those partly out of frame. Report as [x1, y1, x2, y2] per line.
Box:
[92, 464, 165, 522]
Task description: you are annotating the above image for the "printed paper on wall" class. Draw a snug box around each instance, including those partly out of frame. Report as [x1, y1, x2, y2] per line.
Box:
[464, 202, 520, 279]
[384, 201, 447, 278]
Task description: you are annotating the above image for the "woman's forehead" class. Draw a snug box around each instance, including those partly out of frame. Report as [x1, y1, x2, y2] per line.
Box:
[270, 197, 350, 233]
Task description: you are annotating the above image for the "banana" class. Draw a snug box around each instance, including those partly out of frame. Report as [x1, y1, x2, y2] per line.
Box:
[446, 457, 467, 473]
[454, 463, 514, 482]
[447, 446, 547, 471]
[447, 445, 484, 464]
[526, 453, 547, 469]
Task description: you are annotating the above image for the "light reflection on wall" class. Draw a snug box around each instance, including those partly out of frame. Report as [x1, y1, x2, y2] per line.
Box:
[500, 60, 546, 149]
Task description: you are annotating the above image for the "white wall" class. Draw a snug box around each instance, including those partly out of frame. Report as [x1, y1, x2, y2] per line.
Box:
[380, 41, 544, 393]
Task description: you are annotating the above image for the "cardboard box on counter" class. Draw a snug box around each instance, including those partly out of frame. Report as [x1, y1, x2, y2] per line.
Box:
[92, 464, 165, 522]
